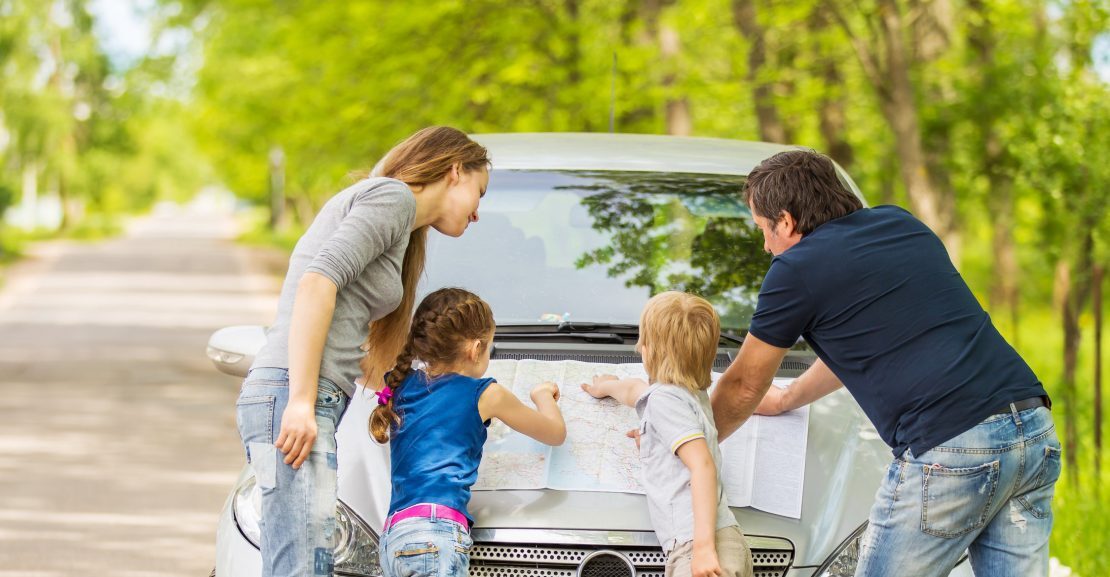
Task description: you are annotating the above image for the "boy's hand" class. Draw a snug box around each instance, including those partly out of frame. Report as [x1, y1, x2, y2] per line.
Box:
[530, 381, 560, 403]
[581, 374, 619, 398]
[626, 428, 641, 450]
[691, 543, 723, 577]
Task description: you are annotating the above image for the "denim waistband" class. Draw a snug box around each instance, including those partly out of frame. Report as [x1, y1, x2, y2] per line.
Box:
[246, 367, 343, 395]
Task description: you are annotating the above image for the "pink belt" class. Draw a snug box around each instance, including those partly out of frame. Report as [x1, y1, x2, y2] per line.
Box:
[384, 503, 470, 533]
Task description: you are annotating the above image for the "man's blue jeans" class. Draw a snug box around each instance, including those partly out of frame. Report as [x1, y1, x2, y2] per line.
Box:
[237, 367, 350, 577]
[857, 405, 1060, 577]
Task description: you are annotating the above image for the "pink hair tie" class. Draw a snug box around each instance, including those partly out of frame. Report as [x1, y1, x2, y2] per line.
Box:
[376, 386, 393, 406]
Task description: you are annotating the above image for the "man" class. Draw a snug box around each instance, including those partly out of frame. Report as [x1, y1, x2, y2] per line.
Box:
[711, 149, 1059, 577]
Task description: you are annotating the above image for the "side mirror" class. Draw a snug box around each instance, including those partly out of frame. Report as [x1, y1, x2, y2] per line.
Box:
[207, 325, 267, 378]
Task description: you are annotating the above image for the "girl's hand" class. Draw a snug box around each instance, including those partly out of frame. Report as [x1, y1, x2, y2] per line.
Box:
[275, 400, 317, 469]
[529, 381, 560, 404]
[691, 543, 723, 577]
[580, 374, 619, 398]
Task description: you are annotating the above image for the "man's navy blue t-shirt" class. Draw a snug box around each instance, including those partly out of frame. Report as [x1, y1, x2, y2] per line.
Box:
[748, 205, 1046, 458]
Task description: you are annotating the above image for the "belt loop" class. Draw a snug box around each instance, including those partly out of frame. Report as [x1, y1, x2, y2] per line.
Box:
[1010, 403, 1023, 426]
[430, 503, 438, 523]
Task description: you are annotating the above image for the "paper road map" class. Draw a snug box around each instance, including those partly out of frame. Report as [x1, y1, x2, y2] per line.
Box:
[473, 359, 809, 519]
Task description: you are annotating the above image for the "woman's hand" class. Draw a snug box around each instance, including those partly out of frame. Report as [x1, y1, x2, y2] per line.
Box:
[275, 400, 317, 469]
[691, 543, 723, 577]
[529, 381, 561, 404]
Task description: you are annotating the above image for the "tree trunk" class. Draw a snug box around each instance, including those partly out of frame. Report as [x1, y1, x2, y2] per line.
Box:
[1057, 260, 1080, 485]
[876, 0, 946, 238]
[968, 0, 1019, 333]
[832, 0, 957, 257]
[732, 0, 791, 143]
[639, 0, 688, 136]
[658, 24, 691, 136]
[1059, 231, 1095, 485]
[811, 5, 854, 168]
[1095, 264, 1105, 483]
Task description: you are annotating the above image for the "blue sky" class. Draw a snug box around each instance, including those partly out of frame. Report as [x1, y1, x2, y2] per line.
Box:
[87, 0, 155, 69]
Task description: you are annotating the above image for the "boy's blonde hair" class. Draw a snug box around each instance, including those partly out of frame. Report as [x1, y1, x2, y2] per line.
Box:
[639, 291, 720, 392]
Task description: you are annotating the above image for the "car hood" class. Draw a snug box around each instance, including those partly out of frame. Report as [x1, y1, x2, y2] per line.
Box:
[336, 381, 888, 567]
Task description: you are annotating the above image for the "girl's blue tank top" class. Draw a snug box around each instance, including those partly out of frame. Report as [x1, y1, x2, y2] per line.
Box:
[386, 369, 494, 523]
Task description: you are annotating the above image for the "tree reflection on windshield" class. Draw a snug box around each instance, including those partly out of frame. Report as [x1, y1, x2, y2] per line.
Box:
[567, 171, 770, 331]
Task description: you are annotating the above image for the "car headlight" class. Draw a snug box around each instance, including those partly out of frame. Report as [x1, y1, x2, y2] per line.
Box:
[231, 474, 383, 576]
[815, 521, 969, 576]
[232, 474, 262, 548]
[814, 522, 866, 577]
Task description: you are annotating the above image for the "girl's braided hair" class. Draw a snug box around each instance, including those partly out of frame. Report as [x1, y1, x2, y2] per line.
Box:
[369, 287, 495, 443]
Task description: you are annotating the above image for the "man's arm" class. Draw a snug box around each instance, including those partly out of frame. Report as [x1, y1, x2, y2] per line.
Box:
[755, 358, 844, 415]
[710, 333, 788, 441]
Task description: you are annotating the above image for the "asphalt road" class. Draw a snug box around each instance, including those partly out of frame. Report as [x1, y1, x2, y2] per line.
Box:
[0, 198, 283, 576]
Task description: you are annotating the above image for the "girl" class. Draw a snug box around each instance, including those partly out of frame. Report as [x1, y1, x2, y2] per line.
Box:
[582, 292, 754, 577]
[237, 127, 489, 577]
[370, 287, 566, 577]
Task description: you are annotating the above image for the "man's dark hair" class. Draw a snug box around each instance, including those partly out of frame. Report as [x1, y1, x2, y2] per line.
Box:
[744, 149, 863, 235]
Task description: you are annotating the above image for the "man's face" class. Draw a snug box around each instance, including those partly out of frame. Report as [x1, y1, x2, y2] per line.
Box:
[750, 209, 796, 256]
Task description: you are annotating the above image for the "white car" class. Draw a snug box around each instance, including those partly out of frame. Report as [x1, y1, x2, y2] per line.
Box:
[208, 133, 974, 577]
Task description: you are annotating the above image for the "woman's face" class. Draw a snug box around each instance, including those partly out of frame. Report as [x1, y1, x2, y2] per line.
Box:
[432, 166, 489, 237]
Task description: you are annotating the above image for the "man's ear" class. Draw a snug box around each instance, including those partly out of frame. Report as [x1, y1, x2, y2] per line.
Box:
[779, 211, 802, 239]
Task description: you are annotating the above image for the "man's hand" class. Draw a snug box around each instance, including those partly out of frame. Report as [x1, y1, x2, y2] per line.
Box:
[754, 385, 786, 415]
[275, 400, 317, 469]
[691, 543, 723, 577]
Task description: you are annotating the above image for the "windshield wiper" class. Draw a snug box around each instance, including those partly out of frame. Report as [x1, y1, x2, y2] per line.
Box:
[556, 322, 639, 334]
[719, 331, 744, 346]
[497, 322, 743, 347]
[492, 331, 625, 344]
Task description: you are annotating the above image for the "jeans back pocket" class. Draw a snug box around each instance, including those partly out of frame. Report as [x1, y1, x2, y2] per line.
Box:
[921, 460, 1000, 538]
[392, 542, 440, 577]
[1018, 443, 1062, 519]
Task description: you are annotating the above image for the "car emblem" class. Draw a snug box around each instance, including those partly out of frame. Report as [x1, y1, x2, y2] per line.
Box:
[577, 549, 636, 577]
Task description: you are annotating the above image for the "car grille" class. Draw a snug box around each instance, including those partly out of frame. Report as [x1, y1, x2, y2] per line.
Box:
[469, 540, 794, 577]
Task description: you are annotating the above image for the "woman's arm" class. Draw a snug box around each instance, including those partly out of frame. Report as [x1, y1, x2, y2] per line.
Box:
[276, 272, 337, 469]
[478, 382, 567, 446]
[676, 438, 724, 577]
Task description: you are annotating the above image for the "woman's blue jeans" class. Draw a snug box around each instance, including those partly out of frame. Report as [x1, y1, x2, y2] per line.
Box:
[857, 405, 1061, 577]
[236, 367, 349, 577]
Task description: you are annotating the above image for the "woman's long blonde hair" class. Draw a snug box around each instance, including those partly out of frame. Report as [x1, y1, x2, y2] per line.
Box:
[359, 127, 490, 387]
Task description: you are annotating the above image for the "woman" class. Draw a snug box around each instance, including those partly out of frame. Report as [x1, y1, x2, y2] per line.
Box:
[236, 126, 490, 577]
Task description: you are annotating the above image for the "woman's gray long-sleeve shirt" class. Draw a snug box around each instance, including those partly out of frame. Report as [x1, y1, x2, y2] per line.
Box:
[251, 177, 417, 396]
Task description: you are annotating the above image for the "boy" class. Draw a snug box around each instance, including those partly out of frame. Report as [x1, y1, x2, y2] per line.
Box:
[582, 291, 753, 577]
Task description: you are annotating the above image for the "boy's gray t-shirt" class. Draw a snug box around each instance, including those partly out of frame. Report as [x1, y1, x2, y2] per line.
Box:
[251, 177, 416, 396]
[636, 383, 738, 555]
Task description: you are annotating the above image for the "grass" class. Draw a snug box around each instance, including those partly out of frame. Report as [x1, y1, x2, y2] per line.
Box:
[234, 207, 304, 253]
[1006, 307, 1110, 575]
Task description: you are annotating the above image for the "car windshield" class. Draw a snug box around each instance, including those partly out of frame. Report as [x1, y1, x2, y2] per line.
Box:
[420, 169, 770, 334]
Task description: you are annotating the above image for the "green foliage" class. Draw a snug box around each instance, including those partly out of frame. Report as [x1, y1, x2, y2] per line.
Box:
[2, 0, 1108, 570]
